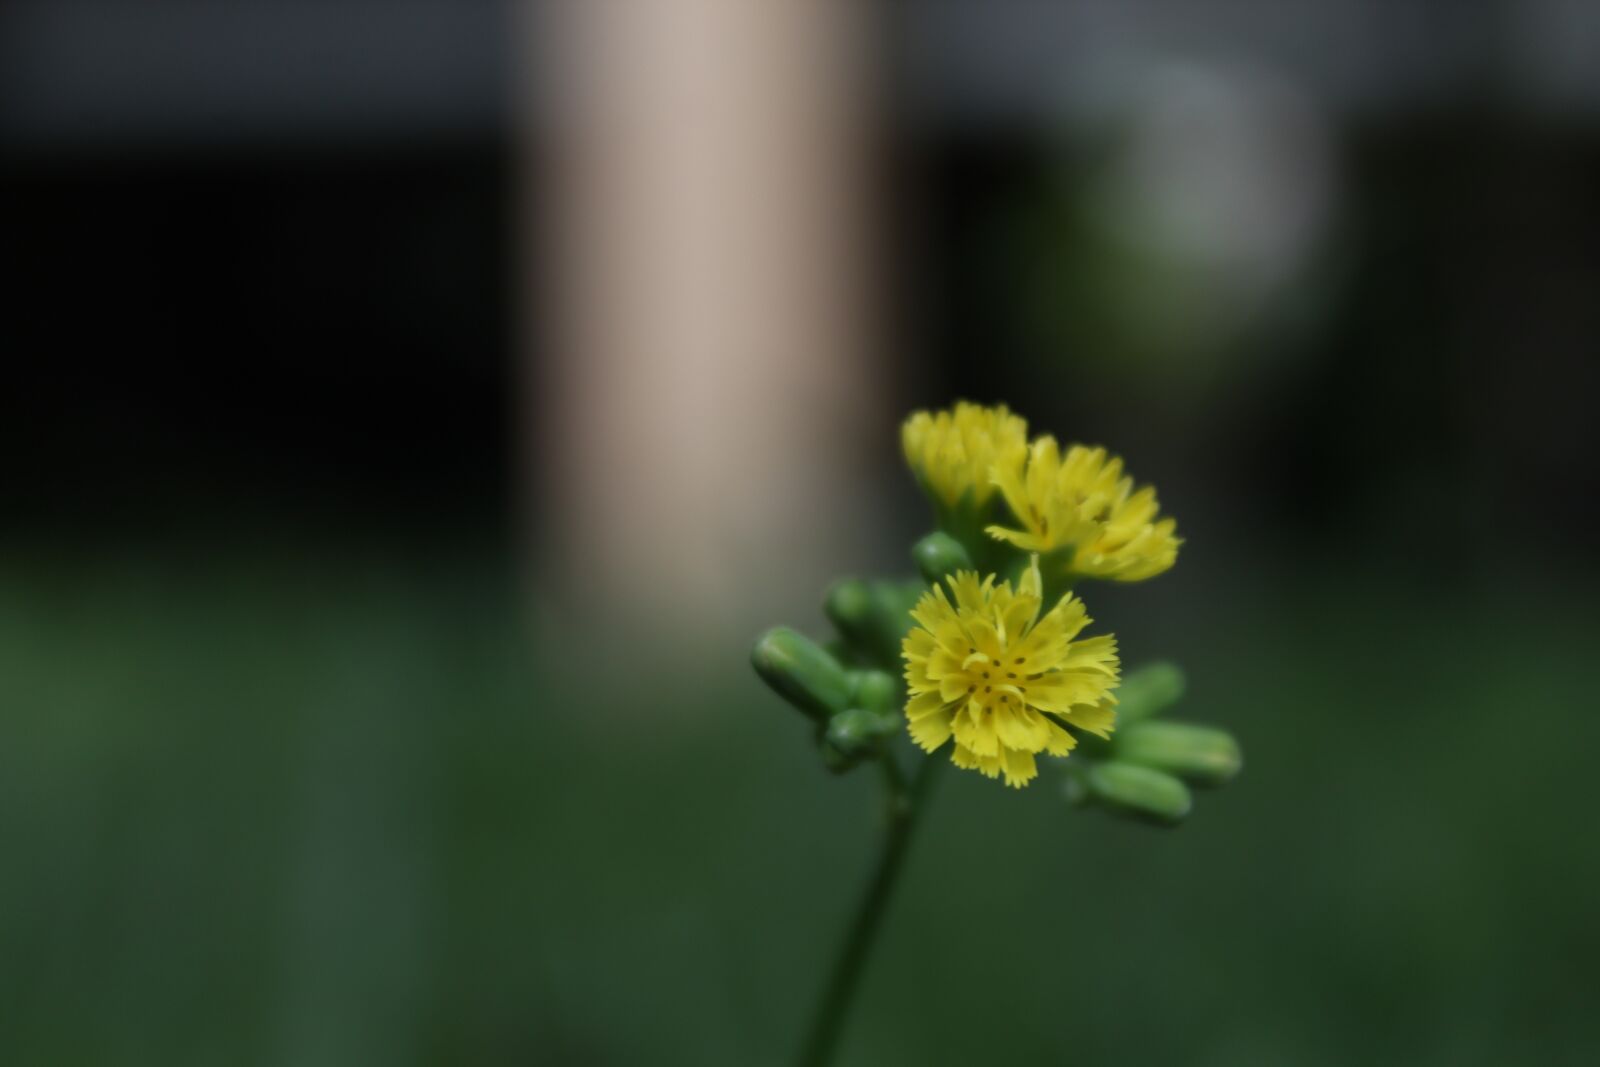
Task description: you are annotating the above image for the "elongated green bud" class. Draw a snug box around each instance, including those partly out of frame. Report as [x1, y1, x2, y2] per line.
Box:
[1114, 662, 1187, 723]
[751, 628, 854, 722]
[912, 531, 973, 584]
[825, 707, 899, 756]
[1114, 721, 1242, 786]
[1075, 762, 1192, 825]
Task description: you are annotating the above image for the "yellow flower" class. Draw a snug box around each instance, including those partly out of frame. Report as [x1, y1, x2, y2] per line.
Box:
[901, 557, 1120, 788]
[902, 402, 1028, 512]
[988, 437, 1181, 582]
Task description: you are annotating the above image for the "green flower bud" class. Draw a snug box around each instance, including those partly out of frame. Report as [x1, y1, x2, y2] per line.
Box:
[818, 738, 861, 774]
[1074, 762, 1192, 825]
[850, 669, 898, 713]
[825, 707, 899, 756]
[825, 578, 874, 630]
[912, 531, 973, 584]
[825, 579, 918, 669]
[751, 627, 854, 722]
[1114, 662, 1187, 723]
[1113, 721, 1242, 786]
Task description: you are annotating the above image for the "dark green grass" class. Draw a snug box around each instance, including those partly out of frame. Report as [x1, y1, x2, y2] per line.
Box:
[3, 548, 1597, 1065]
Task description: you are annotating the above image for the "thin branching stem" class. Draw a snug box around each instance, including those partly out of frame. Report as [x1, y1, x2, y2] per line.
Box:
[796, 753, 943, 1067]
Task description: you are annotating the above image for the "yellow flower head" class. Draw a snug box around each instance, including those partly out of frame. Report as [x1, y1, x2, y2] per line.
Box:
[902, 402, 1028, 512]
[901, 557, 1120, 788]
[988, 437, 1181, 582]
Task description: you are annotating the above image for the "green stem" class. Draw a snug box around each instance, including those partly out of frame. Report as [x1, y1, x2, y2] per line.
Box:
[796, 752, 943, 1067]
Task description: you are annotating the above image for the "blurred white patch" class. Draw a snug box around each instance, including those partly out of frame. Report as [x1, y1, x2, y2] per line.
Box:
[1081, 62, 1337, 362]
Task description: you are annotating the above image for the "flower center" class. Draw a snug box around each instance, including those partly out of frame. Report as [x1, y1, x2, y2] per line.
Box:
[963, 649, 1037, 711]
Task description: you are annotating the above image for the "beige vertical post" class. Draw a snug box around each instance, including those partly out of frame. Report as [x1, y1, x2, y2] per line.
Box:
[534, 0, 883, 647]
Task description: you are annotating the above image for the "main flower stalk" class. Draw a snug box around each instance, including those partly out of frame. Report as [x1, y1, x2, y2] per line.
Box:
[797, 752, 943, 1067]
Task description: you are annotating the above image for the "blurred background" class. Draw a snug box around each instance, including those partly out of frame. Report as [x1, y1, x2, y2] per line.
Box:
[4, 1, 1599, 1064]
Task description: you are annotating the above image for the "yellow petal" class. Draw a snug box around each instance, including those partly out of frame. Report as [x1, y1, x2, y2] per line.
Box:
[1027, 671, 1115, 712]
[1000, 747, 1037, 788]
[1026, 436, 1062, 511]
[952, 703, 999, 757]
[990, 442, 1035, 529]
[902, 627, 936, 660]
[1043, 717, 1077, 756]
[985, 524, 1043, 552]
[1061, 634, 1120, 676]
[908, 708, 955, 751]
[905, 689, 950, 720]
[964, 617, 1003, 662]
[992, 703, 1036, 750]
[939, 674, 972, 702]
[1016, 705, 1055, 750]
[947, 571, 989, 613]
[1018, 556, 1042, 599]
[1060, 698, 1118, 739]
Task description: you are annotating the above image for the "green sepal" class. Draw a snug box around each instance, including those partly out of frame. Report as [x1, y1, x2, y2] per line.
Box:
[1113, 720, 1241, 786]
[1035, 545, 1079, 604]
[751, 627, 855, 722]
[930, 489, 991, 564]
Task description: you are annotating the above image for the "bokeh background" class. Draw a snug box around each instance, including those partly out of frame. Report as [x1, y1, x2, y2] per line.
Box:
[5, 2, 1600, 1064]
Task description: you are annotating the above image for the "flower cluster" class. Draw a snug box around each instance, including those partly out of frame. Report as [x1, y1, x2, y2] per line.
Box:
[898, 402, 1182, 785]
[753, 403, 1244, 1067]
[754, 400, 1237, 818]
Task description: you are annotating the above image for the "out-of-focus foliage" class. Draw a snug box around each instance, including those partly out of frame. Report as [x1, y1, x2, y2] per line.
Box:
[4, 547, 1598, 1065]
